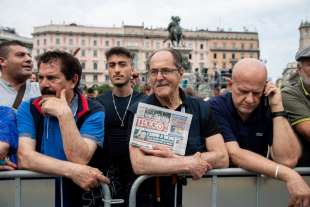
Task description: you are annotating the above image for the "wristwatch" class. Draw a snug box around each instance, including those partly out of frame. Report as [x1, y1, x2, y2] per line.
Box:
[271, 111, 288, 119]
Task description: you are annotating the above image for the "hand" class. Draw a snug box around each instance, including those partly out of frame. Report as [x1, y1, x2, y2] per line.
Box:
[69, 164, 110, 191]
[0, 158, 17, 171]
[40, 89, 71, 118]
[264, 82, 284, 112]
[141, 144, 175, 158]
[188, 152, 212, 180]
[286, 172, 310, 207]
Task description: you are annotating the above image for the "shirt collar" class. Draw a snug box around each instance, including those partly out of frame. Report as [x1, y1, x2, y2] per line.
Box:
[148, 87, 188, 108]
[300, 77, 310, 96]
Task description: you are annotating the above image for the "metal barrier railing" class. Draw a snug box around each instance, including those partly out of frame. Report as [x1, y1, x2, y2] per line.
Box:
[0, 170, 116, 207]
[129, 167, 310, 207]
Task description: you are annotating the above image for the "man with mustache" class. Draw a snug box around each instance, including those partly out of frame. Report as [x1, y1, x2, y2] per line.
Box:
[16, 51, 109, 207]
[0, 40, 40, 108]
[96, 47, 145, 206]
[208, 58, 310, 206]
[128, 48, 229, 206]
[282, 46, 310, 167]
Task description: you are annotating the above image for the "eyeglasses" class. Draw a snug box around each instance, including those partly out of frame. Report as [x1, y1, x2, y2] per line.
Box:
[149, 68, 179, 77]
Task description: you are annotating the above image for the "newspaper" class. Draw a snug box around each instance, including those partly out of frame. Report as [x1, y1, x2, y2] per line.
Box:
[129, 103, 192, 155]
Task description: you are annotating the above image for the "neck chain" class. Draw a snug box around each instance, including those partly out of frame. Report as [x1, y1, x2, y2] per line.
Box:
[112, 92, 133, 127]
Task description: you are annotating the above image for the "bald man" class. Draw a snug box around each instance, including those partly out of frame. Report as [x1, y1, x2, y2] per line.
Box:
[208, 58, 310, 206]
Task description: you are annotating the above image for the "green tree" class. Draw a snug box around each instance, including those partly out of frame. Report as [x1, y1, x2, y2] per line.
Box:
[94, 84, 112, 95]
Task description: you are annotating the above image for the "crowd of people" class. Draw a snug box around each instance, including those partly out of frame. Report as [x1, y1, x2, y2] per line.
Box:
[0, 39, 310, 207]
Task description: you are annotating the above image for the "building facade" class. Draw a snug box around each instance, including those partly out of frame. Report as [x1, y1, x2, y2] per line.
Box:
[32, 23, 259, 87]
[0, 27, 32, 48]
[299, 21, 310, 50]
[279, 20, 310, 88]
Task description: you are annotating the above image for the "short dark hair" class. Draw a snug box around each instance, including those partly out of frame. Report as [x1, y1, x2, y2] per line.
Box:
[146, 48, 183, 70]
[37, 50, 82, 92]
[0, 40, 27, 58]
[105, 47, 133, 61]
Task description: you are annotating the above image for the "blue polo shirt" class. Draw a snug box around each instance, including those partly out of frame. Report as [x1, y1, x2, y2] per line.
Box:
[16, 95, 104, 160]
[16, 95, 105, 207]
[208, 92, 273, 157]
[0, 106, 18, 164]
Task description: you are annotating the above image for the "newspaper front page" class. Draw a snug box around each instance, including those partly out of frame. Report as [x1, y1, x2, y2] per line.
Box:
[129, 103, 192, 155]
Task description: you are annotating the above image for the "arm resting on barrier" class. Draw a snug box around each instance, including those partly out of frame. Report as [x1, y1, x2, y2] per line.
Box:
[129, 146, 210, 180]
[271, 116, 301, 168]
[0, 141, 9, 159]
[0, 141, 16, 170]
[201, 133, 229, 169]
[226, 141, 310, 207]
[18, 137, 109, 191]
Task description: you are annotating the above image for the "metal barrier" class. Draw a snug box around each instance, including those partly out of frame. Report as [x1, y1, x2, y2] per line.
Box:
[129, 167, 310, 207]
[0, 170, 114, 207]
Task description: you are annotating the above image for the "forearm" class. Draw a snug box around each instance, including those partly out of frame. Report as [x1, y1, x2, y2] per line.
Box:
[130, 147, 191, 175]
[201, 151, 228, 169]
[0, 142, 9, 159]
[230, 147, 296, 181]
[18, 148, 77, 178]
[58, 112, 91, 164]
[272, 116, 301, 167]
[202, 134, 229, 168]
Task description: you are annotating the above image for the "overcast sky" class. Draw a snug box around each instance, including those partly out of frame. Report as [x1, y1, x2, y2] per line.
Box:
[1, 0, 309, 80]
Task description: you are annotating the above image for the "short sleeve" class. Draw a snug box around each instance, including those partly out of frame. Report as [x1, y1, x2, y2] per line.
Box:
[282, 89, 310, 126]
[80, 111, 105, 146]
[0, 107, 18, 147]
[208, 98, 237, 142]
[16, 101, 36, 139]
[200, 101, 221, 138]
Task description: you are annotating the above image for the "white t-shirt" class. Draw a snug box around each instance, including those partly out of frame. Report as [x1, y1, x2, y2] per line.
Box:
[0, 79, 41, 107]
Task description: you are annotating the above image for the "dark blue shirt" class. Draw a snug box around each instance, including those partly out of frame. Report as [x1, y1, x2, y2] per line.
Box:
[127, 88, 220, 207]
[208, 92, 273, 157]
[128, 89, 220, 155]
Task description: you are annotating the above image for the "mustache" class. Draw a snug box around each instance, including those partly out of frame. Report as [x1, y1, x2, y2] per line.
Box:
[41, 88, 56, 96]
[154, 81, 168, 87]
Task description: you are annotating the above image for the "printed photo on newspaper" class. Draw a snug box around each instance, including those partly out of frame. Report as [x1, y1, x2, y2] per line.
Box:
[129, 103, 193, 155]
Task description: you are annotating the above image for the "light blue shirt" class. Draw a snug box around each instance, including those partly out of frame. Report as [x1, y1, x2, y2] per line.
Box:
[0, 79, 41, 107]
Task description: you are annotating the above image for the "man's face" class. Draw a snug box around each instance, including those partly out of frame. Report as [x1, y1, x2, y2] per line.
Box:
[0, 45, 33, 82]
[107, 55, 133, 87]
[149, 51, 183, 99]
[38, 60, 76, 98]
[230, 78, 265, 118]
[299, 59, 310, 86]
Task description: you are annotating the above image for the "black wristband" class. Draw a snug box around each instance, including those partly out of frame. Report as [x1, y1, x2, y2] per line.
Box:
[271, 111, 288, 119]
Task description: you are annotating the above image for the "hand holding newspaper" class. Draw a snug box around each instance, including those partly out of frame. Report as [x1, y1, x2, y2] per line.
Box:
[129, 103, 192, 155]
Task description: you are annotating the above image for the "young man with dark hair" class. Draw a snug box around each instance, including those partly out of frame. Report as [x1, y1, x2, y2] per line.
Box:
[17, 50, 109, 207]
[0, 40, 40, 108]
[96, 47, 145, 206]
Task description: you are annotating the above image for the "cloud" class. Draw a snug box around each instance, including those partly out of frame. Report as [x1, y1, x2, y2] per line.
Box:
[0, 0, 309, 80]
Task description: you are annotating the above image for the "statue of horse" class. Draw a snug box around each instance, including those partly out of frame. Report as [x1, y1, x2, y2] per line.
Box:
[163, 16, 185, 47]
